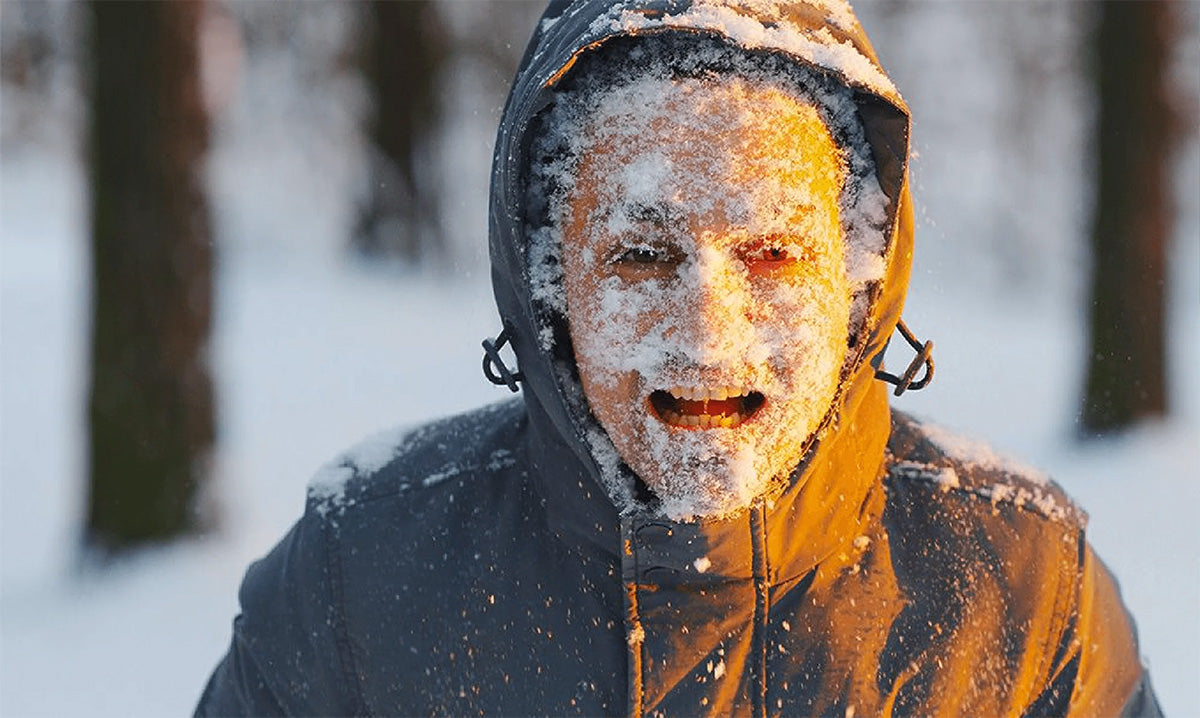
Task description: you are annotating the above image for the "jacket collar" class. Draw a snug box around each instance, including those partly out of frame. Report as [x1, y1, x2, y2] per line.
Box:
[525, 364, 892, 586]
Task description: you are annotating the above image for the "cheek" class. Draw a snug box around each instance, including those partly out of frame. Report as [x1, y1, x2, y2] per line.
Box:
[578, 363, 642, 417]
[758, 273, 852, 357]
[573, 280, 670, 373]
[577, 349, 652, 456]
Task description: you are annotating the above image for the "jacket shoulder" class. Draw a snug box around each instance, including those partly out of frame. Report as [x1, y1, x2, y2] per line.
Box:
[197, 399, 530, 716]
[877, 412, 1155, 716]
[878, 411, 1087, 714]
[305, 398, 526, 517]
[884, 410, 1086, 529]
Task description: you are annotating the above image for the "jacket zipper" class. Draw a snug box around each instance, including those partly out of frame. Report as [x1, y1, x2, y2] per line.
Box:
[620, 516, 645, 718]
[750, 500, 770, 718]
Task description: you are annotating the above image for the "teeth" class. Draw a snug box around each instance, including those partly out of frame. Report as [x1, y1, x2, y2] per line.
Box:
[657, 411, 747, 429]
[669, 385, 747, 401]
[655, 386, 758, 429]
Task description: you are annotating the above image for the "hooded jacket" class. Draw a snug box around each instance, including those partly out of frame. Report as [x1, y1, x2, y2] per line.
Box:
[197, 1, 1159, 716]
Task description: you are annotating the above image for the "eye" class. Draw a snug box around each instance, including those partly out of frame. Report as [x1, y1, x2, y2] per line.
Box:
[609, 243, 681, 280]
[741, 237, 802, 276]
[617, 247, 663, 265]
[756, 247, 791, 263]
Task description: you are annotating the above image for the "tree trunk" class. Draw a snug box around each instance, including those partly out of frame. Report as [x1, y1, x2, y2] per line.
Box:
[353, 0, 447, 262]
[86, 0, 215, 551]
[1081, 0, 1173, 434]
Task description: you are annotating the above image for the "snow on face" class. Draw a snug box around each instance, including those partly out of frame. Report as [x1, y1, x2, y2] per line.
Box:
[559, 77, 852, 520]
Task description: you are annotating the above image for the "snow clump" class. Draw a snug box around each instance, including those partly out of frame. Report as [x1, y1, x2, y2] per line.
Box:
[592, 0, 896, 98]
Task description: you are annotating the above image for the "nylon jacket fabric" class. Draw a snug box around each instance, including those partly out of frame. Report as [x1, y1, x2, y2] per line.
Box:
[197, 1, 1158, 715]
[195, 401, 1157, 716]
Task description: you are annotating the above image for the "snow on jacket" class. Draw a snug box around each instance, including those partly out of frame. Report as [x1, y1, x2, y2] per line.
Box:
[196, 1, 1159, 715]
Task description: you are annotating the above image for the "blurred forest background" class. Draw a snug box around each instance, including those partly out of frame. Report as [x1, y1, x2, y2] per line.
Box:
[1, 1, 1197, 715]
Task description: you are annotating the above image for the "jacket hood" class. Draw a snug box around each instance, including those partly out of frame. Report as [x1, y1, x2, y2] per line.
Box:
[488, 0, 915, 544]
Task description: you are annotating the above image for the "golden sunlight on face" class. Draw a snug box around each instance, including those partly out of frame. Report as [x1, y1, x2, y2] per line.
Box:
[560, 77, 851, 521]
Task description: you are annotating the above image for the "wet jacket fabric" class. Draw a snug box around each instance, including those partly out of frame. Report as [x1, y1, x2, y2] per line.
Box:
[197, 1, 1159, 715]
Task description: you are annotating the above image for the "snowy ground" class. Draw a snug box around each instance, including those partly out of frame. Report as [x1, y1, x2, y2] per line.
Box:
[3, 4, 1198, 716]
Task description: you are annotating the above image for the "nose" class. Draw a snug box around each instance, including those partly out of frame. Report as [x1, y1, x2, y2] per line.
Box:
[677, 245, 758, 365]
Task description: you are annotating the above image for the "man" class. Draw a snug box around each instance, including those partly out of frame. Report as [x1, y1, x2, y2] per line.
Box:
[197, 1, 1159, 715]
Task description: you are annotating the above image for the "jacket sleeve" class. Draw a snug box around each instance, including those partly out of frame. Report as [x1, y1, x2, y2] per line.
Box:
[1033, 542, 1162, 717]
[195, 504, 363, 716]
[1070, 545, 1162, 717]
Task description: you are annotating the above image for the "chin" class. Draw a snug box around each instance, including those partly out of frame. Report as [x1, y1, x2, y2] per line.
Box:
[625, 410, 805, 522]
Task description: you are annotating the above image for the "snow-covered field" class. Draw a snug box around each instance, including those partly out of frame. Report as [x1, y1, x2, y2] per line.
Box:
[2, 3, 1197, 715]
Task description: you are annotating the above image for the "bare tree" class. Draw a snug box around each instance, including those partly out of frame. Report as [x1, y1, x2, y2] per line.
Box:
[353, 0, 448, 262]
[1081, 1, 1174, 434]
[86, 0, 215, 551]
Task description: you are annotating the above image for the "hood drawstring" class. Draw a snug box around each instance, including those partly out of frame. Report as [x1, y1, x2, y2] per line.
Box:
[874, 318, 935, 396]
[482, 323, 524, 393]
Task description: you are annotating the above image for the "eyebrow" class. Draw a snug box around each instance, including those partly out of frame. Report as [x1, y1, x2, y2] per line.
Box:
[619, 201, 684, 227]
[780, 203, 819, 218]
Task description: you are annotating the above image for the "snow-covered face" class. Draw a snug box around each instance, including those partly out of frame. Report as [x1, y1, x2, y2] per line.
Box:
[560, 78, 853, 520]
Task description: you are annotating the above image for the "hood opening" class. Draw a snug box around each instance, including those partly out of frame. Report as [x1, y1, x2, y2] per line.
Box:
[489, 3, 914, 522]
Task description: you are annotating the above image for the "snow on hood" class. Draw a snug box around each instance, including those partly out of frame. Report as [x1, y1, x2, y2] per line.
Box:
[488, 0, 915, 519]
[585, 0, 897, 98]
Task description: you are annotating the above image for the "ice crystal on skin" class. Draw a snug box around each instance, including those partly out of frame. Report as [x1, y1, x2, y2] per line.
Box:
[527, 41, 889, 324]
[525, 39, 891, 520]
[560, 78, 853, 521]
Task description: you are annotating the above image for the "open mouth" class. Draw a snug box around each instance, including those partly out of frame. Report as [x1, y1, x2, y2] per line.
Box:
[648, 386, 766, 429]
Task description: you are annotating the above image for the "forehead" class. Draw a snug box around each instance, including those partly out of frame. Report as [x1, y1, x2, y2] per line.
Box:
[566, 76, 845, 230]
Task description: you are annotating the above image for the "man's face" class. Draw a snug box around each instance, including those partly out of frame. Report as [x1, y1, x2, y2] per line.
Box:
[559, 77, 852, 520]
